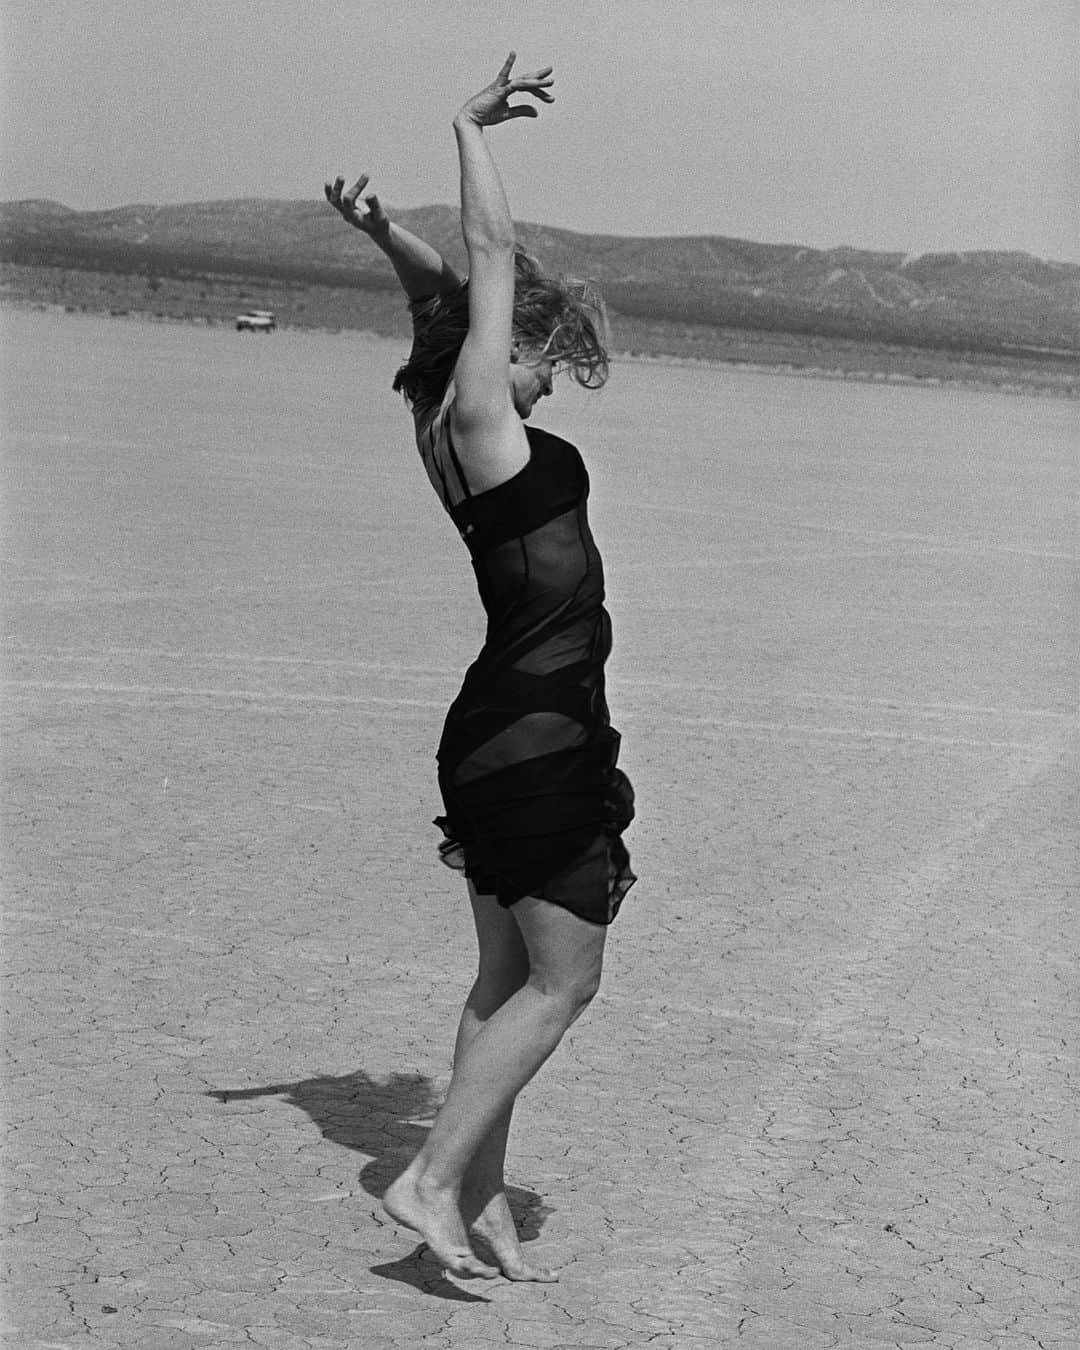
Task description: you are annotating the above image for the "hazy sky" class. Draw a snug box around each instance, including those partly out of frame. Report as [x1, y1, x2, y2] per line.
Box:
[3, 0, 1077, 260]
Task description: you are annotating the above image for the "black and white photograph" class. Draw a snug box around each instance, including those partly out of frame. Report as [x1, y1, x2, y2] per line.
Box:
[2, 2, 1077, 1345]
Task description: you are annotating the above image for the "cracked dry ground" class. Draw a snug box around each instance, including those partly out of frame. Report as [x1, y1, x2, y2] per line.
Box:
[3, 312, 1078, 1348]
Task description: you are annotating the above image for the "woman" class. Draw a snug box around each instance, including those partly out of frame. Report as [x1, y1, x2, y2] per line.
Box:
[325, 54, 634, 1282]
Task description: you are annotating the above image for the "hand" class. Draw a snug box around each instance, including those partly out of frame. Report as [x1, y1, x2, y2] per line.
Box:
[457, 52, 554, 128]
[324, 174, 390, 238]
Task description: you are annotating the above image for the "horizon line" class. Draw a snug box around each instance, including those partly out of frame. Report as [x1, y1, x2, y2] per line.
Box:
[2, 196, 1077, 270]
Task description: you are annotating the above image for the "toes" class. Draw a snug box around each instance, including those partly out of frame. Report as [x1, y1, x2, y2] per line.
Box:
[419, 1242, 499, 1281]
[503, 1261, 559, 1282]
[448, 1254, 500, 1280]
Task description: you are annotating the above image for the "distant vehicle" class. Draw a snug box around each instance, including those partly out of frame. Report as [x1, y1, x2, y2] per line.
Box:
[235, 310, 276, 333]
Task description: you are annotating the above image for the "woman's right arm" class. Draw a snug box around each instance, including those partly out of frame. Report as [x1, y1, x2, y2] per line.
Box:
[324, 173, 462, 301]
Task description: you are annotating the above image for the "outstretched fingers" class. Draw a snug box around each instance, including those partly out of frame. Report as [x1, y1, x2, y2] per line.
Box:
[503, 63, 554, 120]
[459, 52, 554, 127]
[342, 173, 369, 208]
[511, 68, 554, 99]
[324, 174, 359, 215]
[324, 172, 387, 233]
[498, 51, 555, 102]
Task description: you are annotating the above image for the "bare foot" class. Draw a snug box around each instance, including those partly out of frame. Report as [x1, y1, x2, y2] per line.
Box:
[469, 1191, 558, 1282]
[383, 1170, 499, 1279]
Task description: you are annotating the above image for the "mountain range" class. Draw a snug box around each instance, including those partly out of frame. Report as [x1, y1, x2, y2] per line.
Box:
[3, 198, 1078, 355]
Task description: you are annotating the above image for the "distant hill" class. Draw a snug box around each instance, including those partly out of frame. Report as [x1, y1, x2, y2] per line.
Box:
[2, 198, 1078, 355]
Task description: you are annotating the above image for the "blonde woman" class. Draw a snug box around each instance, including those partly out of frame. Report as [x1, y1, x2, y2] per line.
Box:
[326, 54, 634, 1281]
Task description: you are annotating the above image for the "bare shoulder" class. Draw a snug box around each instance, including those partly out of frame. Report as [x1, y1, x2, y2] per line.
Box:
[449, 397, 530, 494]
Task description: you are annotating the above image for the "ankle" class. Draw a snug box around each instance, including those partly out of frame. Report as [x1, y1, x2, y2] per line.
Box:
[411, 1166, 461, 1204]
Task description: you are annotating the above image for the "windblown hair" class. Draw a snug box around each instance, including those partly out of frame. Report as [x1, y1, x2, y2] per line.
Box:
[392, 249, 609, 414]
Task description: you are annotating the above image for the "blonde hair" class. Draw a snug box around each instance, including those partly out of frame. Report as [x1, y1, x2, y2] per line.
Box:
[393, 249, 609, 413]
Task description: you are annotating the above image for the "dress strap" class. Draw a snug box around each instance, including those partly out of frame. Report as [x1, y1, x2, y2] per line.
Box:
[422, 379, 473, 507]
[443, 419, 473, 501]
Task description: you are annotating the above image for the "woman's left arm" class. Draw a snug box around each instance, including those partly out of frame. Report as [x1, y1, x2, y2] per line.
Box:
[324, 173, 462, 301]
[451, 54, 554, 442]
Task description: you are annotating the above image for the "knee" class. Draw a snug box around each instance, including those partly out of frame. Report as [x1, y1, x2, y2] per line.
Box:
[572, 962, 603, 1011]
[567, 968, 602, 1023]
[533, 958, 603, 1022]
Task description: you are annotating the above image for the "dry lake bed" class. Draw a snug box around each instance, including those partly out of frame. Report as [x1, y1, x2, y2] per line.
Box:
[3, 309, 1077, 1348]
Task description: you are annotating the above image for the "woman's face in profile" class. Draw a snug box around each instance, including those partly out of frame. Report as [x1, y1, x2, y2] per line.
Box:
[509, 352, 556, 419]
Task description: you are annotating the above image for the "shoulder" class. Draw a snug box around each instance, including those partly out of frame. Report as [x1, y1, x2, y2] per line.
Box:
[448, 396, 530, 495]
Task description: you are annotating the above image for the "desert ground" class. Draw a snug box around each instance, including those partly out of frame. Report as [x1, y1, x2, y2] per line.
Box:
[4, 268, 1078, 398]
[3, 309, 1077, 1348]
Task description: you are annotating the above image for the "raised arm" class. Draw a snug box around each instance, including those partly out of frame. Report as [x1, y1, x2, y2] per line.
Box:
[450, 54, 554, 468]
[324, 173, 462, 301]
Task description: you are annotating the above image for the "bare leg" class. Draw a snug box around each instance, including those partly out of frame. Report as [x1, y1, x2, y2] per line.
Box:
[383, 891, 606, 1279]
[452, 890, 557, 1280]
[382, 883, 520, 1280]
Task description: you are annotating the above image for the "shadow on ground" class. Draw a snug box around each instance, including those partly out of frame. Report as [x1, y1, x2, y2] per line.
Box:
[207, 1070, 553, 1299]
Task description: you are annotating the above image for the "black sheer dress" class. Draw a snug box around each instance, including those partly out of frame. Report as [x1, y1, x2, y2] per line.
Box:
[417, 389, 636, 926]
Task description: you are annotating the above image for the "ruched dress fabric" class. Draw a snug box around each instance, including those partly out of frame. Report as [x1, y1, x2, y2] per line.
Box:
[419, 393, 636, 926]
